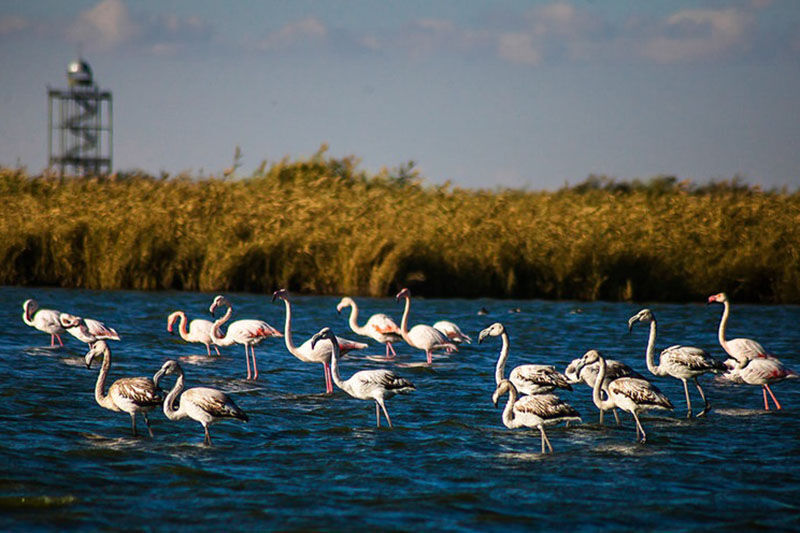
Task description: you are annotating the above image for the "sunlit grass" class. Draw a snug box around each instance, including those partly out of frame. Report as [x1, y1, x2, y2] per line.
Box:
[3, 149, 798, 303]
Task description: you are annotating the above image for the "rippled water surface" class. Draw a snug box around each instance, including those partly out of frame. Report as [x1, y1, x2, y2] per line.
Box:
[3, 286, 800, 531]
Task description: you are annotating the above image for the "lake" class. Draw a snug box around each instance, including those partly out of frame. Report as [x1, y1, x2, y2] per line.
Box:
[3, 286, 799, 531]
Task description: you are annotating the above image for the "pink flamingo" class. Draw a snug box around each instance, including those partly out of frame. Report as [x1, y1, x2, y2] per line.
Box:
[59, 313, 120, 345]
[395, 288, 457, 365]
[22, 299, 66, 347]
[167, 310, 220, 356]
[272, 289, 368, 394]
[336, 297, 403, 359]
[209, 295, 282, 380]
[709, 292, 797, 409]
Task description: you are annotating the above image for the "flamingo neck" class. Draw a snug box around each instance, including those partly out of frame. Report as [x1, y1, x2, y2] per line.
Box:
[644, 319, 664, 376]
[501, 385, 518, 429]
[22, 303, 36, 326]
[328, 340, 348, 393]
[173, 312, 190, 341]
[210, 305, 235, 346]
[344, 301, 366, 335]
[399, 296, 412, 340]
[717, 300, 732, 355]
[495, 332, 510, 385]
[592, 356, 615, 411]
[279, 298, 300, 356]
[94, 347, 117, 411]
[162, 370, 187, 421]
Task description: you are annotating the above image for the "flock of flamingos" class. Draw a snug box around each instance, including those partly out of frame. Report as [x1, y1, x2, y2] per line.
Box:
[21, 288, 798, 452]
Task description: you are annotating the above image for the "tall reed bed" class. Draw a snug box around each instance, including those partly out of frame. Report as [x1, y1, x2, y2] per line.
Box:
[3, 152, 799, 303]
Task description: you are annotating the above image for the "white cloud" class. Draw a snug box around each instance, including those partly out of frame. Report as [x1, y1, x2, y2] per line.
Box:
[497, 33, 543, 66]
[66, 0, 139, 50]
[0, 15, 29, 37]
[643, 8, 755, 63]
[256, 17, 327, 51]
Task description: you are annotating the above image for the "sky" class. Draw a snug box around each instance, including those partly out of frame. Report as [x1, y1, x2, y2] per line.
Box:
[1, 0, 799, 190]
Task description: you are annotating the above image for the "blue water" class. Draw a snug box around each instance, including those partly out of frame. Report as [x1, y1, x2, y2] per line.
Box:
[2, 286, 799, 531]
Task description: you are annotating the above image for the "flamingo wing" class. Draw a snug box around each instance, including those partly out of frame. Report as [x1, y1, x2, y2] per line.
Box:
[609, 378, 673, 409]
[511, 364, 572, 391]
[184, 387, 249, 421]
[110, 378, 163, 408]
[366, 314, 401, 334]
[514, 393, 580, 421]
[84, 318, 121, 340]
[661, 345, 725, 372]
[354, 370, 415, 393]
[727, 337, 770, 361]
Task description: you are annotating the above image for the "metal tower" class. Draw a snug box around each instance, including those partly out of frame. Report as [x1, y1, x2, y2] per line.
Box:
[48, 58, 113, 175]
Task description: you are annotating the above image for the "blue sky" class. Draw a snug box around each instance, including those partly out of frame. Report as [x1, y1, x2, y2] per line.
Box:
[1, 0, 799, 190]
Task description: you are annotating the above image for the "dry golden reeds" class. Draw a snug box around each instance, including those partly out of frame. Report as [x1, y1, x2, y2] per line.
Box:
[2, 153, 798, 303]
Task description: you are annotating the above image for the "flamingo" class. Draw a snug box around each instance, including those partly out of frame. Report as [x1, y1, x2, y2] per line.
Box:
[22, 299, 66, 347]
[209, 295, 282, 381]
[628, 308, 725, 418]
[59, 312, 120, 345]
[395, 288, 457, 365]
[153, 359, 249, 445]
[273, 289, 368, 394]
[433, 320, 472, 344]
[336, 297, 403, 359]
[575, 350, 673, 443]
[310, 327, 415, 427]
[726, 357, 797, 409]
[708, 292, 795, 409]
[492, 379, 581, 454]
[479, 322, 572, 395]
[167, 310, 220, 356]
[84, 340, 162, 437]
[564, 354, 643, 425]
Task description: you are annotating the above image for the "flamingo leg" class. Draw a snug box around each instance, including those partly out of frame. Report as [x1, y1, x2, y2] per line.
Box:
[764, 384, 782, 410]
[203, 425, 212, 446]
[143, 413, 154, 437]
[244, 346, 252, 380]
[205, 343, 212, 356]
[130, 414, 138, 437]
[613, 408, 621, 426]
[377, 398, 392, 428]
[214, 345, 221, 356]
[682, 379, 693, 418]
[631, 411, 647, 443]
[375, 402, 381, 427]
[426, 350, 432, 365]
[323, 362, 333, 394]
[539, 426, 553, 454]
[56, 334, 63, 347]
[251, 346, 259, 381]
[50, 334, 55, 347]
[762, 386, 770, 410]
[694, 378, 710, 417]
[387, 342, 397, 358]
[598, 408, 604, 425]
